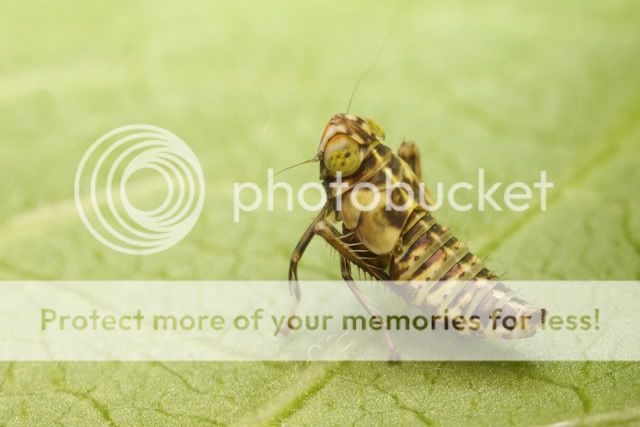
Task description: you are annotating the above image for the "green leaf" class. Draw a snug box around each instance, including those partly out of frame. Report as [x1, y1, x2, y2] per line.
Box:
[1, 0, 640, 425]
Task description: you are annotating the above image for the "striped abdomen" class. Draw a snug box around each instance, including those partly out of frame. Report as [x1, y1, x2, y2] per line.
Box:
[389, 209, 542, 338]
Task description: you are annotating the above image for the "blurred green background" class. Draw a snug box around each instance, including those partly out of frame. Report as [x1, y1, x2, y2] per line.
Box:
[1, 0, 640, 425]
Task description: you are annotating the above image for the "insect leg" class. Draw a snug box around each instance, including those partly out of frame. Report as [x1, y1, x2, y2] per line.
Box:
[398, 140, 435, 205]
[283, 206, 333, 337]
[340, 257, 400, 361]
[314, 221, 390, 280]
[398, 140, 422, 179]
[288, 220, 316, 300]
[289, 205, 331, 298]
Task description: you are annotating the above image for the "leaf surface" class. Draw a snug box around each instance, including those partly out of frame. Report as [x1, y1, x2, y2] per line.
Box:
[0, 1, 639, 425]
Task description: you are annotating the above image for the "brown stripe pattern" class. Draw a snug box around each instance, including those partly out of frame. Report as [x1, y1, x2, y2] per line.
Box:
[388, 209, 541, 338]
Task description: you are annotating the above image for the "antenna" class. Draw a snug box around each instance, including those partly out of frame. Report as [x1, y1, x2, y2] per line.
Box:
[345, 44, 387, 113]
[261, 155, 320, 188]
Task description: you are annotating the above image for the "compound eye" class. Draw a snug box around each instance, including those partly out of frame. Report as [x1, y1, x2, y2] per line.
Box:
[324, 137, 362, 177]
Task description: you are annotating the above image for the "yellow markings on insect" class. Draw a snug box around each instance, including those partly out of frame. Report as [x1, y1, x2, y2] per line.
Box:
[288, 112, 544, 357]
[365, 118, 386, 140]
[324, 137, 362, 177]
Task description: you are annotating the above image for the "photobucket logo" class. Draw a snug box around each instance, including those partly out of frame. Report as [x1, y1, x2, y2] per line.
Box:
[75, 125, 205, 255]
[233, 168, 554, 223]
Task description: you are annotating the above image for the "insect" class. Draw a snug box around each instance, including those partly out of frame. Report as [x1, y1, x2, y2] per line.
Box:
[287, 113, 543, 359]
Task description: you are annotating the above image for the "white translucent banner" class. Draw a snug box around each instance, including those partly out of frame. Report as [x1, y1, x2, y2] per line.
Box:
[0, 281, 637, 361]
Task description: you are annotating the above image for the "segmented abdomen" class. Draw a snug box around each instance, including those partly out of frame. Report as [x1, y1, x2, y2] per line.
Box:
[389, 209, 541, 338]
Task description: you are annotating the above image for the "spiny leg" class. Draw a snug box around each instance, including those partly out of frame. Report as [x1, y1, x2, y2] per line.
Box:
[285, 207, 330, 334]
[288, 220, 316, 300]
[398, 140, 422, 179]
[290, 217, 399, 359]
[340, 256, 400, 361]
[314, 220, 398, 359]
[289, 205, 331, 298]
[313, 220, 390, 280]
